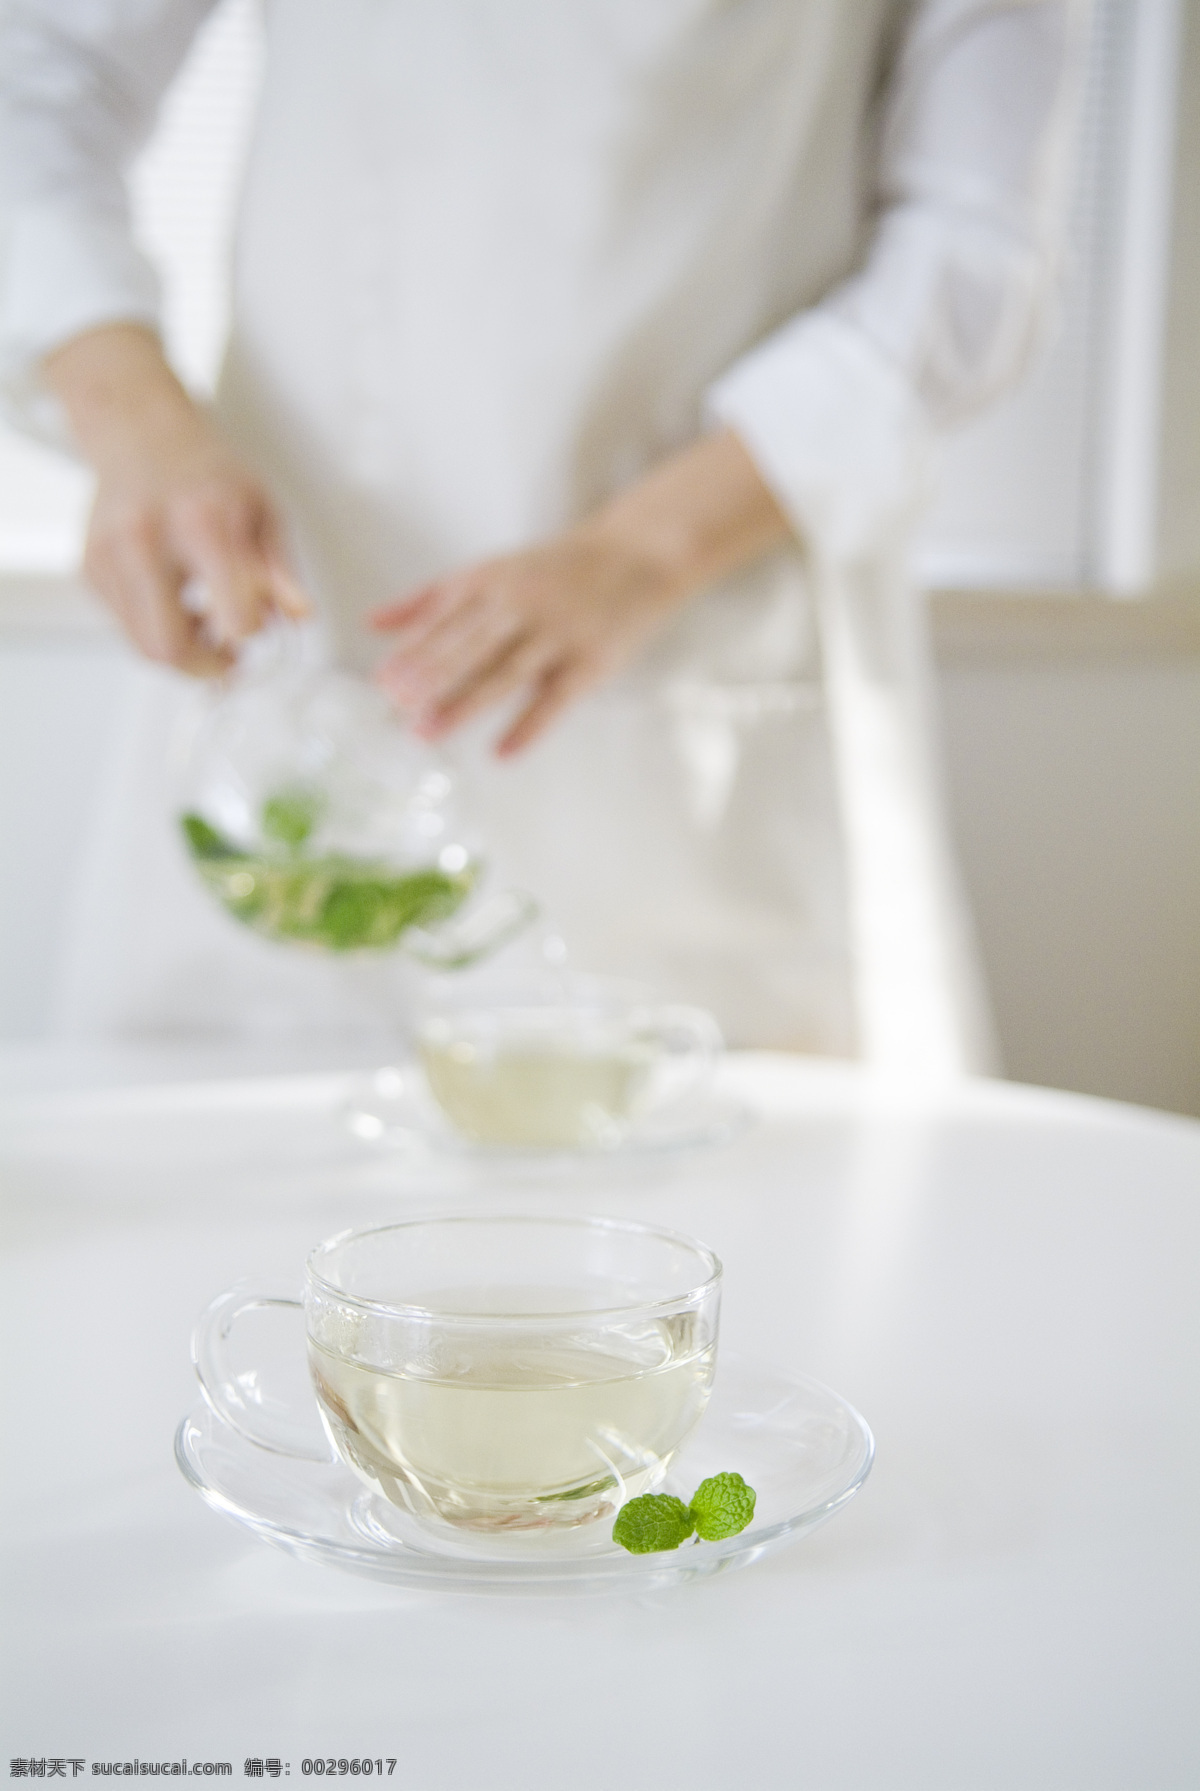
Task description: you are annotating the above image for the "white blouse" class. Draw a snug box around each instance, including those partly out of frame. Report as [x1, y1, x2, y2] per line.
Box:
[0, 0, 1085, 568]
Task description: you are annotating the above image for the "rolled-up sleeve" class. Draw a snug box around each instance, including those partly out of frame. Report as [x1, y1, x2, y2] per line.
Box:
[0, 0, 213, 437]
[707, 0, 1089, 565]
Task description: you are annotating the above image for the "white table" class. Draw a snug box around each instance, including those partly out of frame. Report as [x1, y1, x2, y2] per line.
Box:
[2, 1053, 1198, 1788]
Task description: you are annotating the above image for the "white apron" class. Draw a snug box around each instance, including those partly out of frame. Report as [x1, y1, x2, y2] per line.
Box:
[54, 0, 995, 1070]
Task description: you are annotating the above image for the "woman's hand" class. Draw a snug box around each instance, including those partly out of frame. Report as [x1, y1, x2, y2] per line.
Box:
[45, 324, 308, 674]
[370, 427, 790, 755]
[371, 526, 685, 756]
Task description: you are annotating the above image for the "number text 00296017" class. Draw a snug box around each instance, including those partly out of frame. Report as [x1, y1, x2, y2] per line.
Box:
[299, 1767, 395, 1778]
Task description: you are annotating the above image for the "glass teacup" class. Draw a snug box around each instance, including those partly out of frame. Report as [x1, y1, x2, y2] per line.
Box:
[416, 978, 724, 1149]
[193, 1215, 722, 1536]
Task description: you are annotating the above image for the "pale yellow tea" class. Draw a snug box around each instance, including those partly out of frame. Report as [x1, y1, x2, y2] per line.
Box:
[308, 1325, 714, 1531]
[420, 1038, 650, 1147]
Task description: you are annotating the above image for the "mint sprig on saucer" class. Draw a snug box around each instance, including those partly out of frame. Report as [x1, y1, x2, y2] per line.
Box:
[612, 1472, 757, 1553]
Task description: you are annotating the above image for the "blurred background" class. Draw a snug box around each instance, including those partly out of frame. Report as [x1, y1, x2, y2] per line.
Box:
[1, 0, 1197, 1117]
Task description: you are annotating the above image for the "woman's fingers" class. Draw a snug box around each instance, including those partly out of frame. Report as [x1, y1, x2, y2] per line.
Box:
[372, 527, 678, 752]
[378, 589, 522, 709]
[164, 615, 235, 676]
[259, 512, 312, 621]
[48, 326, 317, 671]
[367, 585, 445, 633]
[86, 490, 289, 674]
[94, 521, 230, 675]
[413, 633, 556, 738]
[174, 492, 283, 645]
[495, 659, 597, 757]
[85, 456, 311, 670]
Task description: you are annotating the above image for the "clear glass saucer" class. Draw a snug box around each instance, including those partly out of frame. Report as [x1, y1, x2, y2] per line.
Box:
[175, 1355, 873, 1594]
[342, 1063, 751, 1162]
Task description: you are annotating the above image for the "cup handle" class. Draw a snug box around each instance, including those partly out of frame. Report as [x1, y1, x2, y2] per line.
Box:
[191, 1286, 334, 1463]
[634, 1003, 724, 1110]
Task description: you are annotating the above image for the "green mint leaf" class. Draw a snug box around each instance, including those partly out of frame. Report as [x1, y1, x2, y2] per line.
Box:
[316, 867, 469, 948]
[189, 850, 474, 951]
[261, 787, 324, 850]
[689, 1471, 757, 1541]
[180, 813, 241, 861]
[612, 1494, 696, 1554]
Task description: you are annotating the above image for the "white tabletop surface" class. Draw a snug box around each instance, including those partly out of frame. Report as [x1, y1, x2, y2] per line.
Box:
[2, 1051, 1198, 1788]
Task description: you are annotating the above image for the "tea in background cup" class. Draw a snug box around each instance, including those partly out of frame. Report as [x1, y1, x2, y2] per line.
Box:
[417, 978, 723, 1148]
[193, 1216, 722, 1536]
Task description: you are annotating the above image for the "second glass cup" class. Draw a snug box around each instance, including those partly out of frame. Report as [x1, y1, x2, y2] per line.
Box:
[415, 976, 724, 1149]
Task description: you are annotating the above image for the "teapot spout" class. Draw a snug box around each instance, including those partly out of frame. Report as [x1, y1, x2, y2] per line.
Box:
[403, 887, 539, 971]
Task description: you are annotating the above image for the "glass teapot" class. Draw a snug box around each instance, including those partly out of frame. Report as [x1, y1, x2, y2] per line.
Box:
[175, 647, 535, 970]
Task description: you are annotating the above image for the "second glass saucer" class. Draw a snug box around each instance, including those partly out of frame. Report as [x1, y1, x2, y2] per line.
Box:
[342, 1062, 751, 1161]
